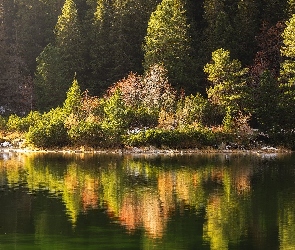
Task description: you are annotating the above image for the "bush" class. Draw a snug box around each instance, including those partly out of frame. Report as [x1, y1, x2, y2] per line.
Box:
[26, 108, 68, 148]
[6, 114, 22, 131]
[175, 93, 209, 128]
[6, 111, 43, 132]
[123, 127, 225, 149]
[67, 121, 104, 147]
[0, 115, 7, 130]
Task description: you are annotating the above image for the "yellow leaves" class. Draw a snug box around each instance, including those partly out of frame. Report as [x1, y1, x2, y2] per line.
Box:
[282, 14, 295, 58]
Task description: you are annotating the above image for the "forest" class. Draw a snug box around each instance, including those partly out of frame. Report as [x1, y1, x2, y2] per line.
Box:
[1, 0, 295, 150]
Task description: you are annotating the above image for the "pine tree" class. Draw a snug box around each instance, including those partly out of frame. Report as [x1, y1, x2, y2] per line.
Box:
[279, 14, 295, 129]
[63, 75, 82, 115]
[280, 14, 295, 86]
[201, 0, 234, 62]
[55, 0, 84, 75]
[232, 0, 260, 65]
[15, 0, 63, 76]
[34, 44, 66, 111]
[34, 0, 84, 111]
[0, 0, 30, 115]
[204, 48, 249, 113]
[288, 0, 295, 15]
[143, 0, 194, 91]
[89, 0, 160, 95]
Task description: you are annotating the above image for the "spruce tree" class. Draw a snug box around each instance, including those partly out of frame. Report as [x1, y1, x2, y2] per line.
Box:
[35, 0, 84, 111]
[279, 14, 295, 129]
[204, 48, 249, 114]
[89, 0, 160, 95]
[63, 75, 82, 115]
[143, 0, 194, 91]
[280, 14, 295, 86]
[201, 0, 234, 62]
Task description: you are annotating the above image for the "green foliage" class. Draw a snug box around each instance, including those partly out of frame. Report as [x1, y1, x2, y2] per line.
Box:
[123, 127, 225, 149]
[101, 89, 130, 146]
[204, 48, 250, 119]
[129, 107, 159, 129]
[34, 44, 66, 111]
[63, 76, 82, 115]
[278, 14, 295, 130]
[67, 120, 104, 147]
[6, 111, 43, 133]
[26, 108, 68, 148]
[202, 0, 234, 57]
[281, 14, 295, 86]
[6, 114, 22, 132]
[222, 106, 234, 132]
[253, 71, 280, 131]
[0, 116, 7, 130]
[175, 93, 210, 128]
[143, 0, 195, 89]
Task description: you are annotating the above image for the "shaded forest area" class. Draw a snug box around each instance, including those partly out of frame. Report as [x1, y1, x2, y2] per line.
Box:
[1, 0, 295, 149]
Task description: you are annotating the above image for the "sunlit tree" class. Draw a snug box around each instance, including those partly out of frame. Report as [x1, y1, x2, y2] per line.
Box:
[278, 14, 295, 129]
[143, 0, 194, 90]
[204, 48, 249, 129]
[35, 0, 84, 111]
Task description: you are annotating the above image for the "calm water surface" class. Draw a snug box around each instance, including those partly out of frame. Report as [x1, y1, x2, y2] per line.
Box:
[0, 151, 295, 249]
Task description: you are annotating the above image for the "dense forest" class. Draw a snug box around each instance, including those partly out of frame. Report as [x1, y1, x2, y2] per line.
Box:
[1, 0, 295, 149]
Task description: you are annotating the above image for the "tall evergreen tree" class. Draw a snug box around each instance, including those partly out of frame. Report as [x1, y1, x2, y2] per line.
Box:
[35, 0, 84, 110]
[89, 0, 160, 95]
[279, 14, 295, 129]
[232, 0, 260, 65]
[15, 0, 63, 76]
[204, 48, 249, 116]
[201, 0, 234, 62]
[55, 0, 84, 76]
[288, 0, 295, 15]
[280, 14, 295, 86]
[143, 0, 195, 91]
[0, 0, 30, 114]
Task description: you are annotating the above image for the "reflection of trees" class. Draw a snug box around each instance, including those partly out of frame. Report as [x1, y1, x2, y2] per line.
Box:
[279, 201, 295, 250]
[0, 152, 274, 245]
[278, 193, 295, 249]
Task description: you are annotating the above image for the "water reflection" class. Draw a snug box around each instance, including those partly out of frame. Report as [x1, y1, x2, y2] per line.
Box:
[0, 152, 295, 249]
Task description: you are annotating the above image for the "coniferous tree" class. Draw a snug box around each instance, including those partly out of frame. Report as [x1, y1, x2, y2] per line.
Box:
[232, 0, 260, 65]
[89, 0, 160, 95]
[0, 0, 30, 114]
[35, 0, 84, 110]
[89, 0, 114, 94]
[55, 0, 84, 77]
[15, 0, 63, 76]
[201, 0, 234, 64]
[280, 14, 295, 86]
[63, 75, 82, 115]
[204, 48, 249, 117]
[143, 0, 195, 91]
[288, 0, 295, 15]
[34, 44, 66, 111]
[279, 14, 295, 128]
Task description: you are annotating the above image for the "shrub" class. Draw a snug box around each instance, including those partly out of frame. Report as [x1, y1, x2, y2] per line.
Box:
[26, 108, 68, 148]
[101, 89, 131, 147]
[123, 127, 224, 149]
[6, 111, 43, 132]
[6, 114, 22, 131]
[67, 121, 104, 147]
[0, 115, 7, 130]
[175, 93, 210, 128]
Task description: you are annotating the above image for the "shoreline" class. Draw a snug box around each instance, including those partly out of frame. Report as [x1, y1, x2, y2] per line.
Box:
[0, 145, 292, 156]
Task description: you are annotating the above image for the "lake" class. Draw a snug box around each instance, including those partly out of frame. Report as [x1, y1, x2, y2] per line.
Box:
[0, 151, 294, 249]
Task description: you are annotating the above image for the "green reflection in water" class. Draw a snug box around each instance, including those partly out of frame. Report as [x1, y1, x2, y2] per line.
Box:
[0, 152, 295, 249]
